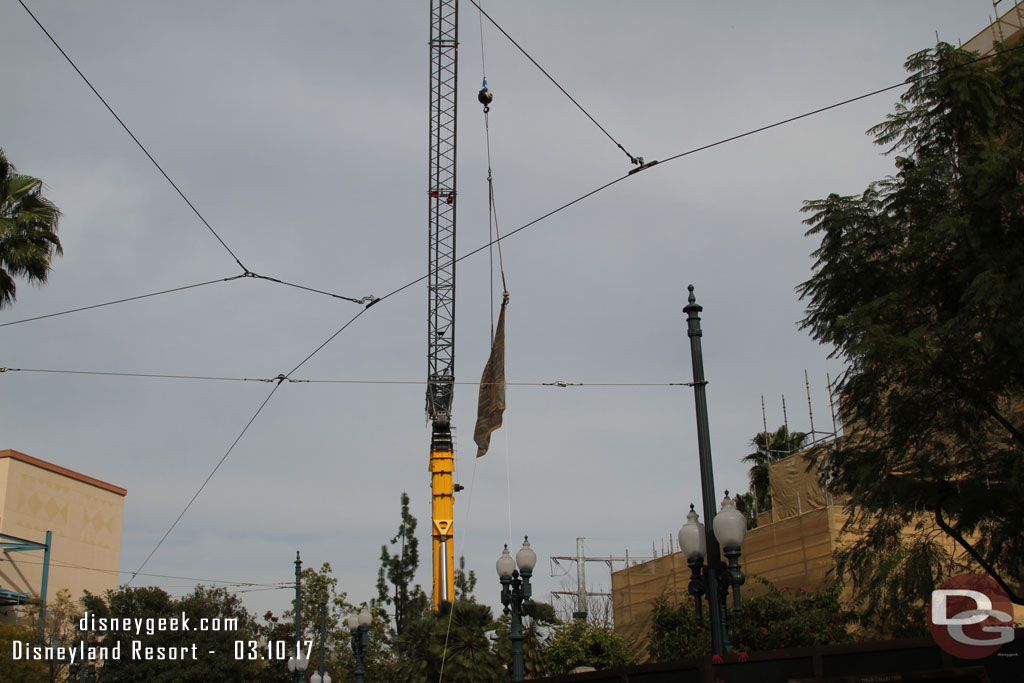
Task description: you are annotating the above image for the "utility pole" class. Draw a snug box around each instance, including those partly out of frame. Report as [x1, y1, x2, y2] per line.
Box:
[550, 538, 643, 622]
[574, 537, 585, 619]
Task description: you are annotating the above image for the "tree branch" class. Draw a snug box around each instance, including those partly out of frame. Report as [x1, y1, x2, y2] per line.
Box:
[934, 502, 1022, 603]
[979, 401, 1024, 447]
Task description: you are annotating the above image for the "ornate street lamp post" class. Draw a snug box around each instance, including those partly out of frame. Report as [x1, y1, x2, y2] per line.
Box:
[678, 495, 747, 653]
[347, 607, 372, 683]
[287, 552, 308, 680]
[310, 599, 331, 683]
[679, 286, 747, 654]
[497, 537, 537, 682]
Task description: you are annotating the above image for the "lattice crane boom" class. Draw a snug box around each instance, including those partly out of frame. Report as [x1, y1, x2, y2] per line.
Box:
[426, 0, 458, 610]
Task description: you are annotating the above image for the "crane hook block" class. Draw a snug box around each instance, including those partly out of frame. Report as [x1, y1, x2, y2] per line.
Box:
[478, 87, 493, 111]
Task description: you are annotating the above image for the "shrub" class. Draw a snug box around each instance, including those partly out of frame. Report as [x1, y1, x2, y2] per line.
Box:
[649, 580, 856, 660]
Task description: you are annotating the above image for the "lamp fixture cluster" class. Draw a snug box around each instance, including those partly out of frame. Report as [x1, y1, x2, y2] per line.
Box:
[677, 491, 747, 649]
[497, 537, 536, 681]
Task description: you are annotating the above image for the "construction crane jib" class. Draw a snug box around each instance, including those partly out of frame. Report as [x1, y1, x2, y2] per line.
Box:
[426, 0, 459, 611]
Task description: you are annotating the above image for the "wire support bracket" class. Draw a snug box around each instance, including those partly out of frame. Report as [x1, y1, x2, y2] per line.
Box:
[627, 159, 659, 175]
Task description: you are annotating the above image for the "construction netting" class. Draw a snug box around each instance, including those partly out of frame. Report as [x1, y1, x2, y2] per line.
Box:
[768, 450, 830, 520]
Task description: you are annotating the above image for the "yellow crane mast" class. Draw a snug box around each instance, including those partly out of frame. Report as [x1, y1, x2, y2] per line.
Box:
[426, 0, 459, 610]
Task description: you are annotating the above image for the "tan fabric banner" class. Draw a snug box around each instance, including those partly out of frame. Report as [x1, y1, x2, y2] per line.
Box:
[474, 299, 507, 457]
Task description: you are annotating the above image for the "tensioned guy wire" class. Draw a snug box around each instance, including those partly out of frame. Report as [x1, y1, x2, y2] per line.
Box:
[127, 304, 372, 578]
[657, 42, 1024, 166]
[16, 0, 247, 272]
[10, 557, 286, 588]
[367, 43, 1024, 328]
[0, 275, 245, 328]
[127, 381, 284, 584]
[0, 368, 696, 387]
[294, 48, 1024, 369]
[467, 0, 640, 166]
[244, 273, 378, 305]
[0, 368, 266, 382]
[0, 273, 373, 329]
[16, 1, 377, 310]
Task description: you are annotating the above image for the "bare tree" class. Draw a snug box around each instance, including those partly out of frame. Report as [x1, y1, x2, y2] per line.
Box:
[550, 577, 614, 626]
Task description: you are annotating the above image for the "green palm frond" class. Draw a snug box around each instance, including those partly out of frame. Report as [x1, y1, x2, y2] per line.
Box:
[0, 148, 63, 308]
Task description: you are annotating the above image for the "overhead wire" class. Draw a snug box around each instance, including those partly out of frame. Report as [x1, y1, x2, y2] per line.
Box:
[16, 0, 247, 273]
[282, 307, 374, 378]
[15, 0, 1018, 350]
[34, 26, 1024, 593]
[14, 1, 377, 315]
[122, 50, 1018, 564]
[0, 367, 693, 387]
[10, 41, 1018, 341]
[126, 380, 285, 585]
[234, 586, 292, 594]
[327, 169, 634, 348]
[0, 71, 941, 582]
[0, 273, 375, 329]
[466, 0, 640, 166]
[4, 5, 687, 607]
[373, 42, 1024, 338]
[659, 82, 911, 165]
[657, 41, 1024, 166]
[244, 273, 377, 305]
[6, 557, 288, 588]
[123, 295, 372, 581]
[0, 367, 277, 383]
[0, 275, 245, 328]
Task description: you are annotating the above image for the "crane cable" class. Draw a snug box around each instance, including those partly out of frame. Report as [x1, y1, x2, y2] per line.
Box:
[481, 88, 508, 325]
[478, 42, 514, 549]
[439, 17, 511, 683]
[480, 74, 515, 558]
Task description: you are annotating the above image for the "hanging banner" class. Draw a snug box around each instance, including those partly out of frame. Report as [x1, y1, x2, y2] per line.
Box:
[474, 299, 507, 457]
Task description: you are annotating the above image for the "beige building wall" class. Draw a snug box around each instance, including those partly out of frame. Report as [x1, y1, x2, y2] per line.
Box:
[0, 449, 126, 620]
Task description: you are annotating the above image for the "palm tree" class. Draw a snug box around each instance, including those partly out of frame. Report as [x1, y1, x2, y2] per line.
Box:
[0, 149, 62, 308]
[733, 491, 758, 530]
[397, 601, 503, 682]
[742, 425, 809, 512]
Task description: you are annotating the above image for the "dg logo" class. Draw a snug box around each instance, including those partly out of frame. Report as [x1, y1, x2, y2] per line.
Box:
[929, 573, 1015, 659]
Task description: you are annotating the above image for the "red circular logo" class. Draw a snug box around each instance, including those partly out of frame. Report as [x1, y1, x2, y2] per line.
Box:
[928, 573, 1014, 659]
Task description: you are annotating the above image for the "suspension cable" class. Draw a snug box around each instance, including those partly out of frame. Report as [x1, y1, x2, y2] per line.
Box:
[467, 0, 641, 166]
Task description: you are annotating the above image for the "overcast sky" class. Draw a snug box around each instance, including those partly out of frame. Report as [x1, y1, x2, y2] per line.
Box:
[1, 1, 998, 625]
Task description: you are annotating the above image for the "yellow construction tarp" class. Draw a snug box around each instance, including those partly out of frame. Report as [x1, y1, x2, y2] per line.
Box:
[768, 451, 828, 520]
